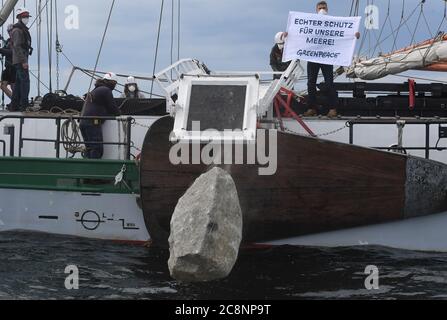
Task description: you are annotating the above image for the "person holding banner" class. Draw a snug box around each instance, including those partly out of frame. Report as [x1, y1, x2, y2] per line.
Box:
[300, 1, 360, 118]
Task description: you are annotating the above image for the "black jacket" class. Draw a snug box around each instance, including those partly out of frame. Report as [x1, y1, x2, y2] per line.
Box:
[11, 21, 32, 65]
[270, 44, 291, 77]
[81, 83, 121, 125]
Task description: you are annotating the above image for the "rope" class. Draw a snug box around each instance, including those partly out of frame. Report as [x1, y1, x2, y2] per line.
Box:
[370, 0, 391, 57]
[29, 0, 50, 29]
[359, 1, 421, 58]
[170, 0, 174, 67]
[177, 0, 181, 61]
[150, 0, 165, 98]
[37, 0, 42, 97]
[86, 0, 116, 95]
[29, 69, 50, 91]
[45, 0, 52, 92]
[61, 118, 84, 157]
[54, 0, 60, 91]
[436, 1, 447, 35]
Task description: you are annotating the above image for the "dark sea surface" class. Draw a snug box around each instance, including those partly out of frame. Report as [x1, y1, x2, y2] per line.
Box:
[1, 231, 447, 300]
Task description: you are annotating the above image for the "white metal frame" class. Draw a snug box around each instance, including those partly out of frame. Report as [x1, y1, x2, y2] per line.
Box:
[154, 59, 304, 143]
[171, 75, 259, 143]
[154, 59, 209, 114]
[258, 60, 304, 116]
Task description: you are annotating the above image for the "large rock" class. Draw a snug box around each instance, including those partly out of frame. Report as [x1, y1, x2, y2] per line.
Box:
[168, 167, 243, 282]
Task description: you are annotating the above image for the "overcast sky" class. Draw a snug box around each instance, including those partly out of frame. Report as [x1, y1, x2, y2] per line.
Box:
[2, 0, 446, 97]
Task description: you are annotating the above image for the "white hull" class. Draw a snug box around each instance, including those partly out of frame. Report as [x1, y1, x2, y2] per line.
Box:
[264, 211, 447, 252]
[0, 188, 150, 242]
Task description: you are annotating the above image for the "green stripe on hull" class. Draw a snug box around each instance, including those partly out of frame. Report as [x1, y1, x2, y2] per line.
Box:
[0, 157, 139, 194]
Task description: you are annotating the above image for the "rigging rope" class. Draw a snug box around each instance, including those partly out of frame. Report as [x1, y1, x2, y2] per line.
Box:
[36, 0, 42, 97]
[45, 0, 52, 92]
[150, 0, 165, 98]
[370, 0, 391, 57]
[86, 0, 116, 95]
[358, 0, 425, 62]
[177, 0, 181, 61]
[54, 0, 60, 91]
[170, 0, 174, 68]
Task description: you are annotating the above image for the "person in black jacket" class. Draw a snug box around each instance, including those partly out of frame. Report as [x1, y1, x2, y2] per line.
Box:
[80, 72, 121, 159]
[10, 8, 33, 111]
[270, 32, 290, 80]
[0, 24, 16, 99]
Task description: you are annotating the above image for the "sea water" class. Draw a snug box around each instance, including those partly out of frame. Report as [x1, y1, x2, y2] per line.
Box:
[1, 231, 447, 300]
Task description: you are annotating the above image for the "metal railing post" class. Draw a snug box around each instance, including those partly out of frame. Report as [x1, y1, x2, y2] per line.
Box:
[55, 117, 61, 159]
[349, 122, 354, 145]
[426, 123, 430, 159]
[126, 117, 132, 160]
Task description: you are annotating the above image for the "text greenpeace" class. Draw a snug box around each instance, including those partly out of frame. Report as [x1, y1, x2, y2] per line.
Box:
[283, 11, 361, 66]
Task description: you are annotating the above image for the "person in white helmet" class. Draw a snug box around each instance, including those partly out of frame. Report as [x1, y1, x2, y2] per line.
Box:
[121, 76, 145, 99]
[80, 72, 121, 159]
[0, 24, 16, 99]
[10, 7, 33, 111]
[270, 32, 291, 80]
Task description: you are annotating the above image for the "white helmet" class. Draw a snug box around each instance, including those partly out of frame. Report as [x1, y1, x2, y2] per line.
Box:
[275, 32, 286, 44]
[126, 76, 136, 84]
[103, 72, 117, 82]
[16, 7, 31, 18]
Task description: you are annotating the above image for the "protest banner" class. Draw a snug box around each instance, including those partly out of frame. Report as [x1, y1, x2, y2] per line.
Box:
[283, 12, 361, 66]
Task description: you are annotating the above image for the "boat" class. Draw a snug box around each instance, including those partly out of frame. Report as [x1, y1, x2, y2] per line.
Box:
[2, 0, 447, 252]
[137, 58, 447, 252]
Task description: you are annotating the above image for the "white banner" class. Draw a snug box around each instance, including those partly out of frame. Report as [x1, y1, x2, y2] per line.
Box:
[283, 11, 361, 66]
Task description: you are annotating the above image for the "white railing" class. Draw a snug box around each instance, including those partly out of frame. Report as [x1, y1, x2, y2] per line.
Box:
[258, 60, 304, 116]
[154, 59, 209, 113]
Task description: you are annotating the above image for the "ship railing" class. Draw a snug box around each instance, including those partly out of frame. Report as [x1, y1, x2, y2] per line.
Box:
[154, 59, 210, 113]
[0, 114, 133, 160]
[347, 118, 447, 159]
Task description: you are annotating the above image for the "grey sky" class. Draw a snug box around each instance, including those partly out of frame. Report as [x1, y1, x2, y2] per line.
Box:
[2, 0, 446, 97]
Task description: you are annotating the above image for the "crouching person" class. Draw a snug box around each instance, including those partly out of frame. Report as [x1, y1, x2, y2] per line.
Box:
[80, 72, 121, 159]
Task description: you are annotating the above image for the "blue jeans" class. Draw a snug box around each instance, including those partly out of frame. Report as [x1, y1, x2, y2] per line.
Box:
[80, 122, 104, 159]
[11, 64, 30, 110]
[307, 62, 337, 109]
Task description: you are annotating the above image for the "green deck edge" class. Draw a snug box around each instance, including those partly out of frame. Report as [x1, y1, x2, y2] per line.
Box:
[0, 157, 140, 194]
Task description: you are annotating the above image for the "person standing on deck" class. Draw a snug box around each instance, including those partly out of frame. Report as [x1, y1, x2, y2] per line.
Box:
[121, 76, 145, 99]
[303, 1, 360, 118]
[10, 8, 33, 112]
[80, 72, 121, 159]
[0, 24, 16, 100]
[270, 32, 291, 80]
